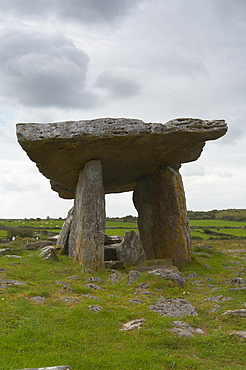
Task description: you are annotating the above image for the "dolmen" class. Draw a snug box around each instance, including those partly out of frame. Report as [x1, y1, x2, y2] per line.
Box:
[16, 117, 227, 270]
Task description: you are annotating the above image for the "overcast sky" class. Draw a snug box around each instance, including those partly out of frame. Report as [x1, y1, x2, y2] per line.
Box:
[0, 0, 245, 219]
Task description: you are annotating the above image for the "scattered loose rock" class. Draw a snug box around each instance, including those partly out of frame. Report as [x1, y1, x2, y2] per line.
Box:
[60, 297, 79, 303]
[69, 275, 79, 280]
[40, 246, 59, 261]
[0, 248, 11, 255]
[204, 295, 233, 302]
[222, 309, 246, 317]
[85, 283, 103, 290]
[149, 298, 198, 317]
[230, 331, 246, 340]
[30, 296, 46, 303]
[88, 305, 103, 313]
[210, 304, 221, 313]
[0, 278, 26, 288]
[186, 272, 199, 279]
[128, 298, 143, 304]
[87, 276, 103, 284]
[120, 318, 145, 331]
[3, 255, 22, 259]
[83, 294, 101, 302]
[107, 271, 121, 283]
[127, 270, 141, 284]
[135, 282, 149, 290]
[231, 277, 245, 285]
[168, 321, 204, 337]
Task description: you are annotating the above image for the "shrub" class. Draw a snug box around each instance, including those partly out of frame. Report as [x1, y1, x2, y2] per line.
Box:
[7, 227, 35, 239]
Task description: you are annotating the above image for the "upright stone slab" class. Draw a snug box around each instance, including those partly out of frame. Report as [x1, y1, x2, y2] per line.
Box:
[133, 166, 192, 268]
[68, 160, 105, 271]
[56, 206, 74, 254]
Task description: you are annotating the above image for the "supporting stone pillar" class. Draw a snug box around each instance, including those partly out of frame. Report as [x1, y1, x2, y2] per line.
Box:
[68, 160, 105, 271]
[133, 166, 192, 268]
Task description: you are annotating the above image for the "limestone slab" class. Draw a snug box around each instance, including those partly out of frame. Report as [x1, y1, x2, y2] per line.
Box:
[16, 117, 227, 198]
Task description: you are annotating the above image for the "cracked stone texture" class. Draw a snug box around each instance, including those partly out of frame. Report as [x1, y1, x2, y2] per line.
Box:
[149, 298, 198, 317]
[16, 117, 227, 198]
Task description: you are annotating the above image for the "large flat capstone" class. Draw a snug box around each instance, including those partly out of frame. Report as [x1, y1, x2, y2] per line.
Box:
[16, 118, 227, 199]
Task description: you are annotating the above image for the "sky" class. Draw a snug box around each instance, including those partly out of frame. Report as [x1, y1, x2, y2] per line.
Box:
[0, 0, 245, 219]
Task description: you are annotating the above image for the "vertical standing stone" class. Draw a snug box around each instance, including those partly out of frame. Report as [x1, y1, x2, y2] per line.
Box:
[133, 166, 192, 268]
[68, 160, 105, 271]
[56, 206, 74, 254]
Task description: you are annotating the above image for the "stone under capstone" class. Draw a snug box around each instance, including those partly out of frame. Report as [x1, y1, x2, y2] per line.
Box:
[16, 117, 227, 199]
[16, 117, 227, 270]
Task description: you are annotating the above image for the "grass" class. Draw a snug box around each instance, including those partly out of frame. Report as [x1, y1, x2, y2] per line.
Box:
[189, 220, 246, 227]
[0, 238, 246, 369]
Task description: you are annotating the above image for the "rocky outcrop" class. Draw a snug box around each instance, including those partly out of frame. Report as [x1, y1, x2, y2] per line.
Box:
[16, 117, 227, 198]
[133, 166, 192, 267]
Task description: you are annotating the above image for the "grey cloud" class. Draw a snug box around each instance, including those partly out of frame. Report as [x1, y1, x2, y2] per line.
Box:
[95, 71, 141, 98]
[155, 51, 209, 79]
[0, 0, 141, 25]
[0, 28, 99, 108]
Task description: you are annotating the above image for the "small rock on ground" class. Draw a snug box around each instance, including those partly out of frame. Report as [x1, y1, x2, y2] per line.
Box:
[230, 331, 246, 340]
[107, 271, 121, 283]
[127, 270, 141, 284]
[149, 298, 198, 317]
[222, 309, 246, 317]
[120, 318, 145, 331]
[85, 283, 103, 290]
[88, 305, 103, 313]
[168, 321, 204, 337]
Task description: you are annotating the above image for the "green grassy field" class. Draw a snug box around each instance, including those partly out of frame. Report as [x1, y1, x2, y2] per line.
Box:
[0, 239, 245, 369]
[189, 219, 246, 227]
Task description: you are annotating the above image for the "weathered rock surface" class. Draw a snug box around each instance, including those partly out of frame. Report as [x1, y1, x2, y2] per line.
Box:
[168, 321, 204, 337]
[133, 166, 192, 267]
[120, 318, 145, 331]
[117, 230, 145, 265]
[88, 305, 103, 312]
[149, 298, 198, 317]
[222, 309, 246, 317]
[56, 207, 74, 254]
[148, 268, 186, 287]
[230, 331, 246, 340]
[68, 160, 105, 271]
[127, 270, 141, 284]
[40, 246, 59, 261]
[16, 117, 227, 198]
[0, 278, 26, 288]
[0, 248, 11, 255]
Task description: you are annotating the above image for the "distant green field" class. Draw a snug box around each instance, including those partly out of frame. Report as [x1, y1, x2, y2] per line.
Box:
[0, 219, 64, 228]
[106, 221, 137, 229]
[189, 219, 246, 227]
[1, 218, 246, 241]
